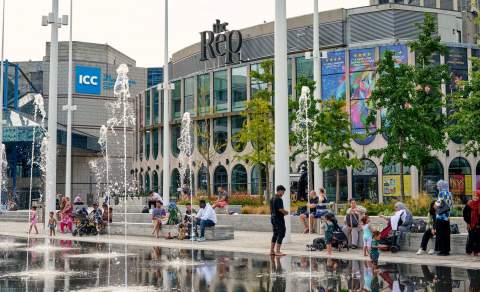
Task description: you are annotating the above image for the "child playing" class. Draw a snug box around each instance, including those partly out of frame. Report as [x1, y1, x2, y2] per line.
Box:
[48, 211, 57, 236]
[370, 231, 381, 266]
[362, 215, 375, 256]
[323, 213, 335, 255]
[151, 201, 166, 238]
[28, 206, 39, 234]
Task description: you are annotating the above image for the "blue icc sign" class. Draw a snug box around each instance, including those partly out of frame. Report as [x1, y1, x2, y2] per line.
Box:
[75, 65, 101, 95]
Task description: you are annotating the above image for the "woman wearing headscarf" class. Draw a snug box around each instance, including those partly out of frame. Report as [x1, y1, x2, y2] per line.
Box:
[435, 180, 452, 256]
[463, 190, 480, 256]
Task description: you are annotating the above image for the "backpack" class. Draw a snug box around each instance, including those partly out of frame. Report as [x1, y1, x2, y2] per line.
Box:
[346, 213, 359, 228]
[450, 223, 460, 234]
[306, 237, 325, 251]
[409, 219, 427, 233]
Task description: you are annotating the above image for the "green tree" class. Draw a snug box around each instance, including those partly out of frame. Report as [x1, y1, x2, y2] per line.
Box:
[289, 76, 319, 191]
[448, 57, 480, 156]
[408, 13, 449, 193]
[314, 98, 360, 203]
[366, 50, 417, 201]
[236, 61, 275, 199]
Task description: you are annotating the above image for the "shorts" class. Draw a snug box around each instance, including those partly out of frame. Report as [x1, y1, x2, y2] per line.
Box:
[363, 237, 372, 248]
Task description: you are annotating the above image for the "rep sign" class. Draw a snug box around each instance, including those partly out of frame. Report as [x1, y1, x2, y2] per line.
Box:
[75, 65, 101, 95]
[200, 19, 242, 65]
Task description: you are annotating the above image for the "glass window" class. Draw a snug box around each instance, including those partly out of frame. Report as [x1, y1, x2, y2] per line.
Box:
[152, 128, 159, 160]
[145, 90, 151, 126]
[145, 130, 150, 161]
[160, 127, 163, 157]
[296, 56, 313, 80]
[231, 164, 247, 193]
[153, 88, 159, 124]
[198, 166, 209, 194]
[250, 63, 268, 97]
[251, 164, 267, 195]
[145, 172, 151, 192]
[184, 77, 195, 116]
[152, 171, 159, 192]
[352, 159, 378, 202]
[197, 73, 210, 115]
[422, 158, 444, 195]
[288, 60, 292, 96]
[231, 66, 247, 111]
[231, 115, 246, 152]
[214, 70, 228, 112]
[171, 124, 181, 157]
[139, 173, 144, 192]
[213, 117, 228, 154]
[139, 131, 144, 161]
[171, 169, 180, 199]
[172, 80, 181, 120]
[323, 169, 348, 202]
[197, 120, 210, 154]
[214, 165, 228, 194]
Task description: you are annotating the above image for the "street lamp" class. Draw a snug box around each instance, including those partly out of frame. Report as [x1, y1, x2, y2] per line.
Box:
[62, 0, 76, 200]
[0, 0, 5, 208]
[42, 0, 68, 227]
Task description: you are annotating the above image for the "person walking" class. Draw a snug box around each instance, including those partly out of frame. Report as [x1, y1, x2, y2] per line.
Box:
[270, 185, 288, 256]
[417, 201, 437, 255]
[435, 180, 452, 256]
[464, 190, 480, 256]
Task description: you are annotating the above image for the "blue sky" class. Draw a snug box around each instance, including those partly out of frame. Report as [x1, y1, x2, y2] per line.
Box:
[6, 0, 368, 67]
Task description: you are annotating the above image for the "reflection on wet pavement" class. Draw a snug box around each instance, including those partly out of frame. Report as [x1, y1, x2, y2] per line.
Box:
[0, 235, 477, 291]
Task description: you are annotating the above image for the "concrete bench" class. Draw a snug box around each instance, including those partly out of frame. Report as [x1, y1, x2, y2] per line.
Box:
[108, 222, 234, 241]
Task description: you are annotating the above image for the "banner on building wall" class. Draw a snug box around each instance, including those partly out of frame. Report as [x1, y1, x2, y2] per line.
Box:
[380, 44, 408, 66]
[322, 50, 345, 75]
[349, 48, 375, 72]
[477, 175, 480, 191]
[350, 71, 375, 100]
[449, 174, 473, 197]
[322, 74, 346, 100]
[446, 47, 468, 70]
[383, 175, 412, 197]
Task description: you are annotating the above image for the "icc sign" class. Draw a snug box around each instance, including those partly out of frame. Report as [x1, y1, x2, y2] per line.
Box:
[75, 65, 102, 95]
[200, 19, 243, 64]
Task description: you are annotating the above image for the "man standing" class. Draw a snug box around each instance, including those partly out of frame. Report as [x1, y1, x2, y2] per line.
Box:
[270, 185, 289, 256]
[195, 200, 217, 242]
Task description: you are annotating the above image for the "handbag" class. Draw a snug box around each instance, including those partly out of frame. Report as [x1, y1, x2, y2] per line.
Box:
[346, 213, 359, 228]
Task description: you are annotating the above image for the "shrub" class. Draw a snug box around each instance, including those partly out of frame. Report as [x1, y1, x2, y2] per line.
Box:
[228, 194, 264, 206]
[242, 205, 270, 214]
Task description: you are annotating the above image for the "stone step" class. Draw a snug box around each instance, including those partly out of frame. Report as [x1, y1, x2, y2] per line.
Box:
[399, 233, 468, 254]
[108, 222, 234, 241]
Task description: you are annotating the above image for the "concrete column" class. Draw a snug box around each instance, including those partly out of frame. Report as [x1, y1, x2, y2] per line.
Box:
[162, 0, 170, 204]
[274, 0, 291, 241]
[411, 166, 419, 198]
[45, 0, 60, 220]
[312, 0, 322, 192]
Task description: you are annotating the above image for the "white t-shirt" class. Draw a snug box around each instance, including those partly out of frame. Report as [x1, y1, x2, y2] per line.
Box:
[151, 192, 163, 203]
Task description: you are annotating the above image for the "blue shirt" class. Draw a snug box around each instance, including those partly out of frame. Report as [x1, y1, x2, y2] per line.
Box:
[436, 190, 452, 221]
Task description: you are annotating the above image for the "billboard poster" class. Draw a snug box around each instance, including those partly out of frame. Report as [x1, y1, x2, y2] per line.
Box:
[446, 47, 468, 70]
[383, 175, 412, 197]
[350, 71, 375, 100]
[349, 48, 375, 72]
[351, 99, 370, 130]
[380, 44, 408, 66]
[449, 174, 466, 197]
[322, 74, 346, 100]
[322, 50, 345, 75]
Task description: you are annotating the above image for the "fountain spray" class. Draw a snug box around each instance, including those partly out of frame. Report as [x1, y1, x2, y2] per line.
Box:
[178, 112, 193, 237]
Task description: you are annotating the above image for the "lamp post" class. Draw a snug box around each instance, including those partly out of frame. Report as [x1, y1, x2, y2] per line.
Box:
[42, 0, 68, 227]
[0, 0, 5, 206]
[62, 0, 76, 199]
[312, 0, 321, 191]
[274, 0, 291, 241]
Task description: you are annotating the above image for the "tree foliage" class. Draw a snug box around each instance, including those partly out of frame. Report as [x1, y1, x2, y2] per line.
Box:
[236, 61, 275, 198]
[314, 98, 360, 203]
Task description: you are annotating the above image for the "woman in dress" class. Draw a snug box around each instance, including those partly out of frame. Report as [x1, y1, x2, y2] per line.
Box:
[464, 190, 480, 256]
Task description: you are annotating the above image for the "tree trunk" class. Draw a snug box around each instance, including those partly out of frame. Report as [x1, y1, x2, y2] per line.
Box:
[336, 169, 340, 204]
[418, 166, 424, 195]
[206, 165, 211, 196]
[265, 164, 271, 201]
[400, 160, 405, 202]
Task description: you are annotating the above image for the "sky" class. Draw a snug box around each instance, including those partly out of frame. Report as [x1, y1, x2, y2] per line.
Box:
[6, 0, 369, 67]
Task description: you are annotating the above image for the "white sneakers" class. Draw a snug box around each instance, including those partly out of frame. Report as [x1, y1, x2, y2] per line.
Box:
[416, 248, 435, 255]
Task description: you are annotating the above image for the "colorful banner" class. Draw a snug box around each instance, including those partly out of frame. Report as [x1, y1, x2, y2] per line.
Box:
[449, 174, 473, 196]
[476, 175, 480, 191]
[322, 50, 345, 75]
[349, 48, 375, 72]
[351, 99, 371, 130]
[383, 175, 412, 197]
[446, 47, 468, 70]
[380, 44, 408, 66]
[322, 74, 346, 100]
[350, 71, 375, 100]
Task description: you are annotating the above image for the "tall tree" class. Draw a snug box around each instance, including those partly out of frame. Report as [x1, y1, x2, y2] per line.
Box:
[289, 76, 318, 191]
[408, 13, 449, 193]
[314, 98, 360, 203]
[236, 61, 275, 199]
[448, 57, 480, 156]
[366, 50, 417, 201]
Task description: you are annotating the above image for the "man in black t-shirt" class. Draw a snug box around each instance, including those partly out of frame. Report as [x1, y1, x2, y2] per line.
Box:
[270, 185, 289, 256]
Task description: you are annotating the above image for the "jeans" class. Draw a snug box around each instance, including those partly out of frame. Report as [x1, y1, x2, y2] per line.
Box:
[196, 219, 215, 238]
[420, 228, 435, 251]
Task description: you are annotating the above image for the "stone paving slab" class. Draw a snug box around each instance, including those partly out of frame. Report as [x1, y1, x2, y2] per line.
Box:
[0, 221, 478, 270]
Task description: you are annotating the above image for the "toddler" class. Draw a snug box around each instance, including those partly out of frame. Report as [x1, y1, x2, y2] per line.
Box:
[323, 213, 335, 255]
[370, 231, 381, 266]
[48, 211, 57, 236]
[28, 206, 39, 235]
[362, 215, 375, 256]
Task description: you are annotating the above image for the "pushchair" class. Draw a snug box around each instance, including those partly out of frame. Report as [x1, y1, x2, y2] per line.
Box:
[72, 208, 98, 236]
[307, 212, 349, 251]
[378, 221, 401, 253]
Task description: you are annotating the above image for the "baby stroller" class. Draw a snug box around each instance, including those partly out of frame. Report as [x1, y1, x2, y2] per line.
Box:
[73, 208, 98, 236]
[307, 212, 349, 251]
[378, 221, 401, 253]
